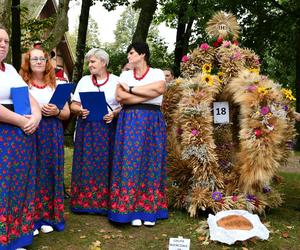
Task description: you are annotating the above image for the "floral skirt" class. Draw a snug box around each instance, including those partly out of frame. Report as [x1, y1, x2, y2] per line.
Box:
[108, 107, 168, 223]
[0, 123, 36, 250]
[34, 117, 65, 231]
[70, 118, 116, 214]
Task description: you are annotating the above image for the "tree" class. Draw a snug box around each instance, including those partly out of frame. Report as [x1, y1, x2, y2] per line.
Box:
[11, 0, 21, 70]
[105, 4, 173, 74]
[157, 0, 217, 76]
[72, 0, 93, 83]
[132, 0, 157, 42]
[113, 5, 138, 51]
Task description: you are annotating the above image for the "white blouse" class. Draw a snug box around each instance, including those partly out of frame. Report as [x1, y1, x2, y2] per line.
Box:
[0, 63, 28, 104]
[72, 74, 120, 112]
[119, 68, 165, 106]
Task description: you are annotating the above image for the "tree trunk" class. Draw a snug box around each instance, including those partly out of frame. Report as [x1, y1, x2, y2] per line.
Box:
[132, 0, 157, 43]
[11, 0, 21, 71]
[71, 0, 93, 83]
[43, 0, 70, 52]
[294, 17, 300, 150]
[173, 2, 195, 77]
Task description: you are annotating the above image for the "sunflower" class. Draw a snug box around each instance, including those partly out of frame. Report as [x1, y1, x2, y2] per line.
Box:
[217, 71, 224, 83]
[202, 63, 212, 74]
[282, 88, 296, 101]
[202, 74, 214, 86]
[257, 87, 268, 95]
[249, 68, 260, 74]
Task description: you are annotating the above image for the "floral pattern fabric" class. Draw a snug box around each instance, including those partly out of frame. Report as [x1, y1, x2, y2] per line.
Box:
[0, 123, 36, 250]
[70, 118, 116, 214]
[108, 108, 168, 223]
[34, 117, 65, 231]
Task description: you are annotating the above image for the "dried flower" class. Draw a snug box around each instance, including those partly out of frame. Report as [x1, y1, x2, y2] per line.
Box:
[254, 128, 262, 138]
[247, 85, 257, 92]
[231, 195, 238, 202]
[212, 191, 223, 201]
[199, 43, 210, 51]
[217, 36, 223, 43]
[258, 87, 268, 95]
[222, 40, 231, 47]
[202, 63, 212, 74]
[249, 68, 260, 74]
[233, 40, 239, 46]
[202, 74, 214, 86]
[181, 55, 189, 63]
[260, 106, 270, 115]
[246, 194, 256, 202]
[191, 129, 199, 136]
[263, 186, 271, 193]
[282, 88, 296, 101]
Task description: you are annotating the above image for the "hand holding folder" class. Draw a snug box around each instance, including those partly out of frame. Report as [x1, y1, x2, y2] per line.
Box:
[49, 83, 75, 109]
[11, 86, 31, 115]
[79, 92, 108, 122]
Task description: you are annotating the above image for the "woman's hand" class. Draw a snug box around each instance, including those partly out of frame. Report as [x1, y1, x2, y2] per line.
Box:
[79, 108, 90, 119]
[41, 104, 60, 117]
[22, 114, 40, 134]
[103, 111, 114, 123]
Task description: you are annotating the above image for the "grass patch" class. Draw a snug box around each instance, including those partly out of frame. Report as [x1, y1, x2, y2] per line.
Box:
[28, 148, 300, 250]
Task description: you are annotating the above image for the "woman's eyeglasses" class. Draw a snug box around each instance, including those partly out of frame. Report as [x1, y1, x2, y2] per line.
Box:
[30, 57, 47, 63]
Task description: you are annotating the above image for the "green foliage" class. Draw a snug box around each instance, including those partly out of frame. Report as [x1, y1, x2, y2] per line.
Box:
[20, 6, 56, 52]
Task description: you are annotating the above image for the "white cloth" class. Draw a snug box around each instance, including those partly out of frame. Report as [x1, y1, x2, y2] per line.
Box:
[29, 81, 70, 106]
[119, 68, 165, 106]
[0, 63, 27, 104]
[72, 74, 120, 112]
[207, 210, 269, 245]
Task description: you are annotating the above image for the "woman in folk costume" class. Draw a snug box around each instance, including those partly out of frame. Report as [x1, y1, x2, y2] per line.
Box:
[108, 42, 168, 227]
[0, 26, 41, 250]
[70, 48, 121, 214]
[19, 47, 70, 235]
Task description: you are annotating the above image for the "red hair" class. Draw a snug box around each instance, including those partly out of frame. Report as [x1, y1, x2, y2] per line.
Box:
[19, 48, 56, 89]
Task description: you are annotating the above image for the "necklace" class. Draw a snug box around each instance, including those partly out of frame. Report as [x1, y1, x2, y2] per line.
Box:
[31, 81, 47, 89]
[92, 72, 110, 87]
[0, 62, 5, 72]
[133, 66, 150, 81]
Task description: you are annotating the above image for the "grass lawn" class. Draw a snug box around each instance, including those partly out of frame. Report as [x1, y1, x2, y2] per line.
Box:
[28, 147, 300, 250]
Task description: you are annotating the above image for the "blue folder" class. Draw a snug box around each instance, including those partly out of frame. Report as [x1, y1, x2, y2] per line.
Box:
[11, 86, 31, 115]
[79, 92, 108, 122]
[49, 83, 75, 109]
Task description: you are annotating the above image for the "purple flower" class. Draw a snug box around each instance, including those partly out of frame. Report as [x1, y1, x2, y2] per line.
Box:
[247, 85, 257, 92]
[283, 105, 288, 111]
[263, 186, 271, 193]
[212, 191, 223, 201]
[199, 43, 210, 51]
[260, 106, 270, 115]
[191, 129, 199, 136]
[246, 194, 256, 202]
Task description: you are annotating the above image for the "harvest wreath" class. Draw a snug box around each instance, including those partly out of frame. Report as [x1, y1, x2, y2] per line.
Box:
[162, 11, 296, 216]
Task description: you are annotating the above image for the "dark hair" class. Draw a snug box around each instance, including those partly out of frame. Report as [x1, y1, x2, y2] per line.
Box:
[126, 42, 150, 65]
[164, 67, 174, 76]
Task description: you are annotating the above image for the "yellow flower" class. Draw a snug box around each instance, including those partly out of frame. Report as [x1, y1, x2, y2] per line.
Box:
[249, 68, 260, 74]
[202, 74, 214, 86]
[202, 63, 212, 74]
[175, 79, 183, 85]
[217, 72, 224, 83]
[282, 88, 296, 101]
[257, 87, 268, 95]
